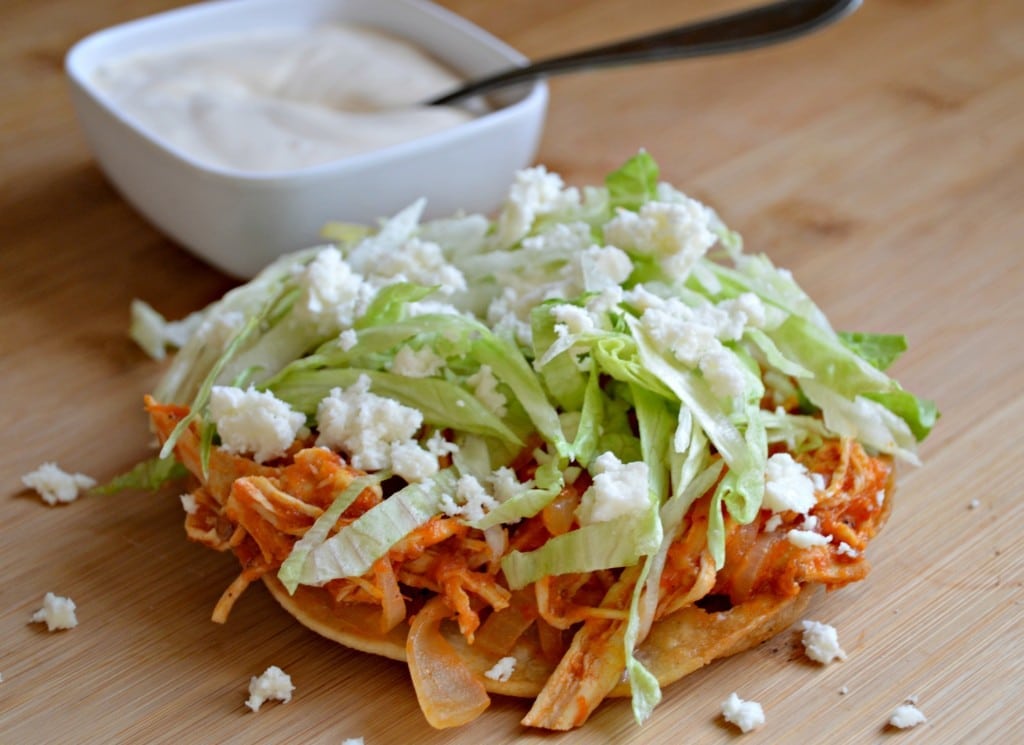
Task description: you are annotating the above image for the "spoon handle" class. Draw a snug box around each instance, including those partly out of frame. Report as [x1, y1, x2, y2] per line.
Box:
[428, 0, 861, 105]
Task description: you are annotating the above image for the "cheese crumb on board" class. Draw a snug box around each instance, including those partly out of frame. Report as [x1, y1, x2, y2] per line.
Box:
[30, 592, 78, 631]
[22, 463, 96, 506]
[800, 620, 847, 664]
[245, 665, 294, 712]
[889, 703, 927, 729]
[721, 692, 765, 733]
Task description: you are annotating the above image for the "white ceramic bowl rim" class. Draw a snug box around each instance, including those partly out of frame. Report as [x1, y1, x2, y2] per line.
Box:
[65, 0, 547, 182]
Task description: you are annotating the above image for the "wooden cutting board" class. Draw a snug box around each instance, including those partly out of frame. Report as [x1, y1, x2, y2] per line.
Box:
[1, 0, 1021, 742]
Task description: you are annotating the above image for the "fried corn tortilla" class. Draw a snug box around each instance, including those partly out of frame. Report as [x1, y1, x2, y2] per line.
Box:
[261, 572, 817, 698]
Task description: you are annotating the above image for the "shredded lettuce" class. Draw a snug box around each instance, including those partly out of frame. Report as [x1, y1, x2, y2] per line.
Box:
[92, 455, 189, 494]
[129, 299, 202, 362]
[301, 469, 458, 585]
[862, 390, 939, 442]
[501, 506, 662, 590]
[837, 331, 908, 371]
[278, 473, 386, 593]
[530, 303, 589, 410]
[771, 315, 937, 451]
[606, 149, 659, 211]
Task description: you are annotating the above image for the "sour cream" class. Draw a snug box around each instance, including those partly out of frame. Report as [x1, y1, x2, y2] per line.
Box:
[90, 25, 475, 172]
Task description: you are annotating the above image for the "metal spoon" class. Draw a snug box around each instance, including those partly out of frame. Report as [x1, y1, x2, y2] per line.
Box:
[427, 0, 861, 106]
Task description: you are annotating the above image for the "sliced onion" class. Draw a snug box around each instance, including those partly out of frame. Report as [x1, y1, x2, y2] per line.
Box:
[407, 596, 490, 728]
[374, 556, 406, 633]
[474, 588, 535, 657]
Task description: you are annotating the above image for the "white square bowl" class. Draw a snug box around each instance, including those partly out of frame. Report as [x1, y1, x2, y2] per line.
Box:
[66, 0, 548, 278]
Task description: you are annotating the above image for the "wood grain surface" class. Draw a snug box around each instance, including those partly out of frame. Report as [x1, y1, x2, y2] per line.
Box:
[1, 0, 1022, 742]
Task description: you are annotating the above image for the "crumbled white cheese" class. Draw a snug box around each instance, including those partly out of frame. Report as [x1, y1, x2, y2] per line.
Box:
[30, 592, 78, 631]
[889, 703, 927, 729]
[837, 541, 860, 558]
[640, 300, 719, 367]
[390, 345, 445, 378]
[466, 365, 507, 417]
[370, 237, 466, 296]
[486, 290, 543, 346]
[763, 453, 818, 514]
[296, 246, 375, 330]
[425, 431, 460, 458]
[699, 347, 747, 399]
[635, 295, 759, 400]
[439, 492, 460, 516]
[764, 514, 784, 532]
[721, 692, 765, 733]
[490, 466, 533, 503]
[245, 665, 294, 712]
[551, 303, 597, 337]
[622, 284, 667, 313]
[493, 166, 581, 248]
[389, 441, 439, 483]
[315, 375, 423, 471]
[484, 233, 629, 349]
[603, 199, 716, 280]
[787, 529, 832, 549]
[575, 452, 650, 525]
[180, 493, 199, 515]
[519, 219, 592, 257]
[810, 471, 827, 491]
[968, 498, 981, 510]
[337, 328, 358, 351]
[839, 685, 849, 695]
[583, 244, 634, 289]
[876, 489, 886, 507]
[484, 656, 517, 682]
[485, 263, 602, 348]
[22, 463, 96, 506]
[441, 475, 499, 522]
[800, 514, 820, 531]
[209, 385, 306, 464]
[720, 292, 767, 337]
[406, 299, 467, 319]
[800, 620, 847, 664]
